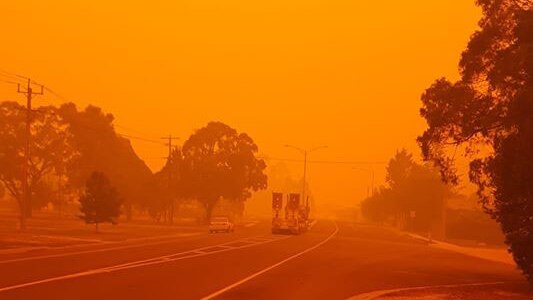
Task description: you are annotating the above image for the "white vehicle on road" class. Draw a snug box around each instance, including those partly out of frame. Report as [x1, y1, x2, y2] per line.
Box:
[209, 217, 235, 233]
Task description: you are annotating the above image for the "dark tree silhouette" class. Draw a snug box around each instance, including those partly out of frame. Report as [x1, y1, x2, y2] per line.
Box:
[386, 149, 415, 190]
[79, 172, 122, 232]
[58, 103, 152, 220]
[418, 0, 532, 283]
[361, 150, 452, 231]
[361, 186, 394, 224]
[181, 122, 267, 222]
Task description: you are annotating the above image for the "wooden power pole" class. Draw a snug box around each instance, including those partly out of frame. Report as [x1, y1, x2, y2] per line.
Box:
[17, 78, 44, 229]
[161, 134, 179, 224]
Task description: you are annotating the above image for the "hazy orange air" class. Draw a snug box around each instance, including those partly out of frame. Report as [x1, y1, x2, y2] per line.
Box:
[0, 1, 481, 213]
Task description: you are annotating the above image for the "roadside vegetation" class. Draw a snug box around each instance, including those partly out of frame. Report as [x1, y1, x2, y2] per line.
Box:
[79, 172, 122, 232]
[417, 0, 532, 283]
[361, 149, 454, 236]
[362, 0, 532, 284]
[0, 102, 268, 230]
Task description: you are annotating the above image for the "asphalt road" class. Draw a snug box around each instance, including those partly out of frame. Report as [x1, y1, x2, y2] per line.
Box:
[0, 220, 525, 300]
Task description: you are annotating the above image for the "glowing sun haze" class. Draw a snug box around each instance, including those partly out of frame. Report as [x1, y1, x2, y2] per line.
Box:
[0, 1, 481, 210]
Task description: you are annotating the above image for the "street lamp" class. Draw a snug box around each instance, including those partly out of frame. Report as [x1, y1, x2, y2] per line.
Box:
[284, 145, 328, 205]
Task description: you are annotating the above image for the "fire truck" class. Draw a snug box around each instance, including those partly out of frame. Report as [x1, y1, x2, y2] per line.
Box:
[271, 192, 310, 235]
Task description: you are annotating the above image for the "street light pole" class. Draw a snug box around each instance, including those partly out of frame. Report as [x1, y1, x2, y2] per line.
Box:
[302, 151, 307, 205]
[284, 145, 327, 204]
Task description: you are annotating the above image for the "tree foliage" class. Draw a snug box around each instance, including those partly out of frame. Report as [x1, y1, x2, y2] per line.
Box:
[58, 103, 152, 219]
[361, 150, 453, 231]
[417, 0, 532, 282]
[181, 122, 267, 221]
[0, 101, 154, 225]
[0, 102, 77, 221]
[79, 172, 122, 231]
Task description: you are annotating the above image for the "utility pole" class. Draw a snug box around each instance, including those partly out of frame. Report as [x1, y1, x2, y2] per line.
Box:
[161, 134, 179, 224]
[302, 151, 307, 205]
[284, 145, 328, 205]
[17, 78, 44, 230]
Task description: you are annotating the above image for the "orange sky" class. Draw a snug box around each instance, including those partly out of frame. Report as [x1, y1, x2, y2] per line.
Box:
[0, 1, 481, 211]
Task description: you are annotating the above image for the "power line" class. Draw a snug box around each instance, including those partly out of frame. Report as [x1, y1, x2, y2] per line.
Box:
[0, 69, 28, 81]
[114, 124, 161, 140]
[259, 156, 387, 165]
[0, 78, 21, 86]
[2, 69, 387, 168]
[0, 70, 164, 145]
[117, 133, 167, 145]
[0, 69, 175, 150]
[309, 159, 387, 165]
[43, 86, 70, 103]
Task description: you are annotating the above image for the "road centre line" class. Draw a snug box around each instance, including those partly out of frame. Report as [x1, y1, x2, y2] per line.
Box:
[86, 235, 289, 272]
[200, 221, 339, 300]
[0, 234, 290, 293]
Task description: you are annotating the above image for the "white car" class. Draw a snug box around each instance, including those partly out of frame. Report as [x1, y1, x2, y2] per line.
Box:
[209, 217, 234, 233]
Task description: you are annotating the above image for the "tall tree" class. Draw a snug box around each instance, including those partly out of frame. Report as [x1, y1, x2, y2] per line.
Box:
[386, 149, 414, 189]
[181, 122, 267, 222]
[361, 150, 453, 232]
[79, 172, 122, 232]
[418, 1, 532, 282]
[0, 101, 76, 227]
[58, 103, 152, 220]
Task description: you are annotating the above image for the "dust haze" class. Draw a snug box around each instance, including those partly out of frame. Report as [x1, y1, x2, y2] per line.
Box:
[0, 0, 531, 299]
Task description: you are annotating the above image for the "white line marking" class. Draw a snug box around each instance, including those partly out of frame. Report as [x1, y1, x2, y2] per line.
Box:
[36, 235, 107, 243]
[200, 221, 339, 300]
[0, 233, 203, 265]
[346, 281, 508, 300]
[309, 220, 318, 229]
[0, 235, 291, 293]
[244, 222, 258, 228]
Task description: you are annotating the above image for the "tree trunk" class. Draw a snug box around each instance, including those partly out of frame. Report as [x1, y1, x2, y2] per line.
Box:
[17, 198, 26, 230]
[25, 202, 32, 218]
[169, 199, 175, 225]
[22, 192, 32, 218]
[19, 211, 26, 230]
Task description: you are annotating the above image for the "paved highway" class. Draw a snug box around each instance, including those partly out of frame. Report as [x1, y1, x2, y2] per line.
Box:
[0, 221, 525, 300]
